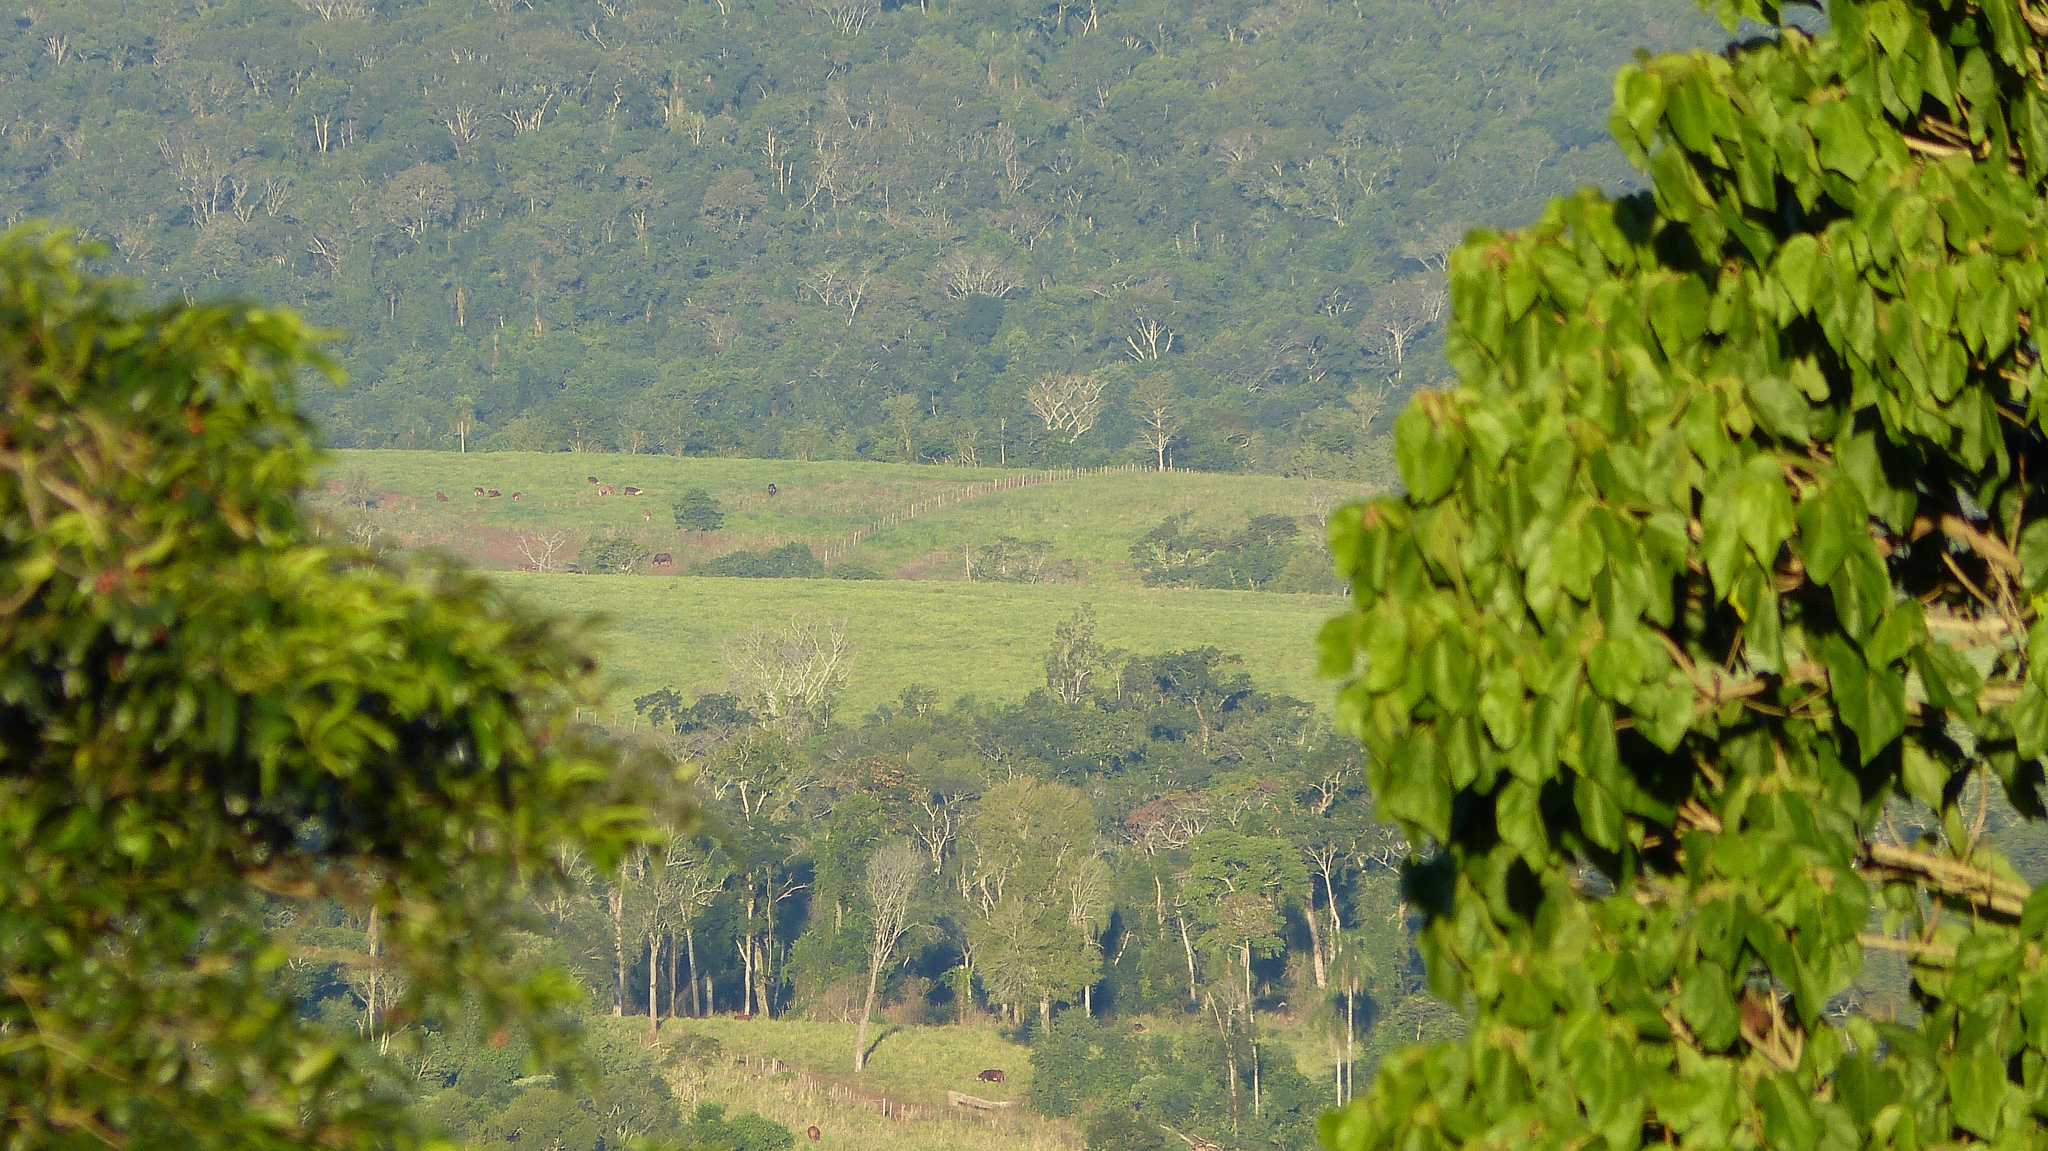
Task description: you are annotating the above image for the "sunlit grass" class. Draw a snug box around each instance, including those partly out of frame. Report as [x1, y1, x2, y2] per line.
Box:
[504, 573, 1344, 719]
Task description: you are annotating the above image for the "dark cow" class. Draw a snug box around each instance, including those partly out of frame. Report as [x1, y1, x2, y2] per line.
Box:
[587, 475, 600, 484]
[976, 1069, 1006, 1084]
[652, 552, 674, 565]
[472, 487, 486, 496]
[486, 489, 502, 497]
[807, 1126, 821, 1141]
[767, 483, 779, 497]
[623, 485, 643, 496]
[435, 491, 449, 502]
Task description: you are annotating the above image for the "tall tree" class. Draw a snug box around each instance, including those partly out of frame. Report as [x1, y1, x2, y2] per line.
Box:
[1321, 1, 2048, 1147]
[0, 229, 680, 1148]
[853, 841, 922, 1072]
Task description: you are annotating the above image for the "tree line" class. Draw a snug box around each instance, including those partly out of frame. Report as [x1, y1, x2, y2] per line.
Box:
[275, 607, 1438, 1149]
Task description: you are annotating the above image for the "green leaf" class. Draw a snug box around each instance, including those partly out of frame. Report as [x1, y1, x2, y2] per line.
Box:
[1394, 404, 1466, 504]
[1631, 674, 1696, 753]
[1495, 779, 1548, 862]
[1794, 479, 1864, 586]
[1947, 1047, 2008, 1139]
[1913, 641, 1981, 717]
[1810, 100, 1876, 180]
[1745, 374, 1811, 440]
[2020, 883, 2048, 938]
[1773, 234, 1821, 314]
[1900, 742, 1951, 809]
[1824, 639, 1906, 762]
[1830, 546, 1890, 642]
[1574, 775, 1623, 851]
[1479, 676, 1524, 749]
[2012, 682, 2048, 760]
[1676, 962, 1739, 1049]
[2020, 519, 2048, 596]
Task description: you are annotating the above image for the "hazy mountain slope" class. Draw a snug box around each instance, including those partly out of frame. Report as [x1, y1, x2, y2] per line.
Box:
[3, 0, 1718, 469]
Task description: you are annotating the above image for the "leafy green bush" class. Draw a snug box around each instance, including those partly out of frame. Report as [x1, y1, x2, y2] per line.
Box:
[679, 1102, 795, 1151]
[693, 541, 825, 578]
[579, 530, 653, 574]
[1130, 513, 1306, 590]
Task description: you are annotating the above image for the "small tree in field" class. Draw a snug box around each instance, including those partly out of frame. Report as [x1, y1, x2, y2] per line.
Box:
[0, 229, 680, 1149]
[673, 487, 725, 533]
[1323, 1, 2048, 1147]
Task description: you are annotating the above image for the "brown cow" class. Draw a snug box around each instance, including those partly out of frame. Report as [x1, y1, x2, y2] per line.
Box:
[652, 552, 674, 565]
[511, 492, 523, 500]
[486, 489, 502, 497]
[598, 485, 615, 495]
[435, 491, 449, 502]
[472, 487, 486, 496]
[976, 1069, 1006, 1083]
[807, 1126, 821, 1141]
[623, 485, 643, 495]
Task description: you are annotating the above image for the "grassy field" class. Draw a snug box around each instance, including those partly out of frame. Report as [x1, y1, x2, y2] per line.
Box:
[617, 1011, 1365, 1151]
[622, 1015, 1078, 1151]
[322, 449, 1365, 584]
[321, 451, 1361, 716]
[504, 573, 1344, 719]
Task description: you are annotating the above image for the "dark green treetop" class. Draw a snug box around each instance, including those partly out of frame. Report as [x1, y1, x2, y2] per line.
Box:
[674, 488, 726, 534]
[1322, 0, 2048, 1145]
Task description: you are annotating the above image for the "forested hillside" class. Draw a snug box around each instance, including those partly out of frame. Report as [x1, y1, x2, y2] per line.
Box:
[4, 0, 1715, 471]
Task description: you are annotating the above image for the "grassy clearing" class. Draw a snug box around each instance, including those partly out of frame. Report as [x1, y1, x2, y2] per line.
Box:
[614, 1015, 1079, 1151]
[321, 449, 1368, 584]
[501, 573, 1344, 718]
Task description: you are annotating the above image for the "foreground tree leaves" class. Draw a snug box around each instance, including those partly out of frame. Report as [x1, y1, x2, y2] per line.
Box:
[0, 228, 682, 1150]
[1322, 1, 2048, 1146]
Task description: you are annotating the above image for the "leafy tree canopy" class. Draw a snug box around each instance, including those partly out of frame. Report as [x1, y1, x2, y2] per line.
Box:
[0, 228, 681, 1150]
[1323, 0, 2048, 1145]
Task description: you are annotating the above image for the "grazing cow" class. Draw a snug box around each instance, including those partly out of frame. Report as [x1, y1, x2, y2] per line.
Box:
[976, 1069, 1006, 1084]
[734, 1013, 756, 1021]
[623, 485, 643, 495]
[472, 487, 486, 496]
[511, 492, 523, 501]
[652, 552, 674, 565]
[807, 1126, 821, 1141]
[486, 489, 502, 497]
[598, 484, 615, 495]
[435, 491, 449, 502]
[767, 483, 779, 497]
[586, 475, 600, 484]
[643, 507, 653, 521]
[518, 564, 536, 572]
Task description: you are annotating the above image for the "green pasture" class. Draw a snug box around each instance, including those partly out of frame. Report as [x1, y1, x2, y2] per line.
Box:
[657, 1016, 1033, 1108]
[497, 574, 1344, 718]
[320, 450, 1367, 583]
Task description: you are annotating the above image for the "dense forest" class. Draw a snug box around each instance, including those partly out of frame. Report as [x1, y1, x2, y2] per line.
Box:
[1, 0, 1719, 473]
